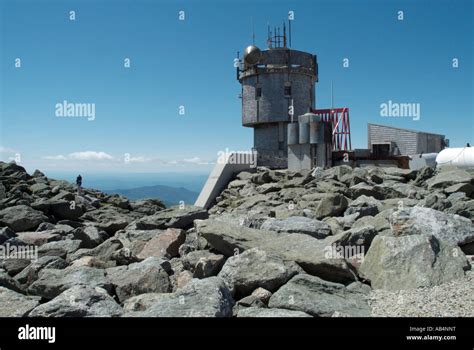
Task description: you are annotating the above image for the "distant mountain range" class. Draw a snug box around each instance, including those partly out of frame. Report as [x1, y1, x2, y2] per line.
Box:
[106, 184, 200, 207]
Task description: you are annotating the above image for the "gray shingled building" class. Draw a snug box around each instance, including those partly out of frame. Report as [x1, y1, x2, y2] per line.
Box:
[368, 123, 447, 157]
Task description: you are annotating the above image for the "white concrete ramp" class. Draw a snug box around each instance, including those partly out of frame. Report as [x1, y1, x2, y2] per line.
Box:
[195, 152, 254, 209]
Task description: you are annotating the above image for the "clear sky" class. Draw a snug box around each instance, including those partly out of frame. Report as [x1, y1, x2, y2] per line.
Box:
[1, 0, 472, 174]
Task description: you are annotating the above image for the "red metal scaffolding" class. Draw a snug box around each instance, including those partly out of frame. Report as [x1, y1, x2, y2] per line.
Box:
[310, 107, 352, 151]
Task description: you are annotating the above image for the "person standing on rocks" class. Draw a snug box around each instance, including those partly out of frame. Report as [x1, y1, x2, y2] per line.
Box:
[76, 174, 82, 195]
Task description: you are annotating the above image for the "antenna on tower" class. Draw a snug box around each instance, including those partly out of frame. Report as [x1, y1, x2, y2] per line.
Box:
[283, 21, 287, 47]
[267, 22, 271, 48]
[251, 17, 255, 45]
[288, 19, 292, 47]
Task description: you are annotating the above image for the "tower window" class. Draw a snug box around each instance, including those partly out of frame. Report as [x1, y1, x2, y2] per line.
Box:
[284, 85, 292, 97]
[256, 87, 262, 99]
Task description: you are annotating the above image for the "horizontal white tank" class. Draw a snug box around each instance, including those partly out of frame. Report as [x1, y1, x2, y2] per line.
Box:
[436, 147, 474, 169]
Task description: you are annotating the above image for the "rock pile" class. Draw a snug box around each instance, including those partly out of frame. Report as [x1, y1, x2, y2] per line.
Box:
[0, 161, 473, 317]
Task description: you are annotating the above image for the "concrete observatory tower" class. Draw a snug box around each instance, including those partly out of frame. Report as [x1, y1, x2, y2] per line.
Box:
[237, 23, 318, 168]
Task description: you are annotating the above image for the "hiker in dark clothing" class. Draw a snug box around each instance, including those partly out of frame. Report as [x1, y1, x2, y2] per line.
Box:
[76, 175, 82, 194]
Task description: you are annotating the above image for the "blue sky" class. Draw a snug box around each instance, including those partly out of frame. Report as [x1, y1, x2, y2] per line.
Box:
[1, 0, 472, 174]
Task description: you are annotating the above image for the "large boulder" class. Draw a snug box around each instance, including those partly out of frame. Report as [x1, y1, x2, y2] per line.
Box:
[124, 277, 234, 317]
[218, 248, 299, 297]
[0, 287, 40, 316]
[0, 205, 48, 232]
[268, 274, 371, 317]
[106, 257, 171, 302]
[14, 256, 68, 286]
[130, 205, 208, 230]
[28, 285, 123, 317]
[314, 194, 349, 219]
[47, 199, 85, 220]
[38, 240, 83, 259]
[28, 266, 113, 299]
[198, 220, 358, 284]
[390, 207, 474, 246]
[333, 226, 378, 255]
[69, 238, 123, 262]
[72, 226, 108, 249]
[182, 250, 225, 278]
[426, 168, 472, 189]
[260, 216, 332, 239]
[344, 195, 381, 218]
[359, 234, 470, 291]
[137, 228, 185, 259]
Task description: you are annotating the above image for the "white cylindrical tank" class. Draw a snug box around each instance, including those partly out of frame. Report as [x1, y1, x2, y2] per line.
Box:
[436, 147, 474, 169]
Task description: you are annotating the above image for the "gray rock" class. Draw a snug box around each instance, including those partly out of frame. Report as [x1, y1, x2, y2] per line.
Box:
[38, 240, 83, 259]
[445, 199, 474, 220]
[123, 293, 164, 312]
[359, 234, 470, 291]
[129, 199, 165, 216]
[268, 274, 371, 317]
[15, 231, 61, 246]
[390, 207, 474, 246]
[14, 256, 68, 286]
[0, 269, 23, 293]
[426, 168, 472, 189]
[106, 257, 171, 302]
[131, 205, 208, 230]
[125, 277, 234, 317]
[30, 183, 49, 193]
[72, 226, 108, 249]
[260, 216, 332, 239]
[218, 248, 299, 296]
[137, 228, 185, 259]
[444, 183, 473, 196]
[198, 220, 358, 284]
[28, 285, 122, 317]
[333, 226, 378, 255]
[353, 210, 393, 236]
[0, 205, 49, 232]
[28, 266, 112, 299]
[349, 183, 381, 200]
[413, 166, 435, 186]
[115, 229, 161, 246]
[69, 238, 123, 262]
[1, 258, 31, 276]
[0, 227, 16, 244]
[47, 199, 85, 220]
[0, 287, 40, 316]
[314, 194, 349, 219]
[182, 250, 225, 278]
[344, 195, 381, 218]
[237, 307, 312, 317]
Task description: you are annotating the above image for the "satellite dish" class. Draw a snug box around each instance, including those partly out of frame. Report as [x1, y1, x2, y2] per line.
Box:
[244, 45, 262, 65]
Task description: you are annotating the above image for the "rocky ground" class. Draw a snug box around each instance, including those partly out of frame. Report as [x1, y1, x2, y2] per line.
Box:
[0, 161, 473, 317]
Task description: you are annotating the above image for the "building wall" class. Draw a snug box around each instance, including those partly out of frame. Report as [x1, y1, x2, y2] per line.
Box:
[368, 124, 445, 155]
[417, 132, 445, 153]
[253, 124, 288, 168]
[242, 72, 313, 125]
